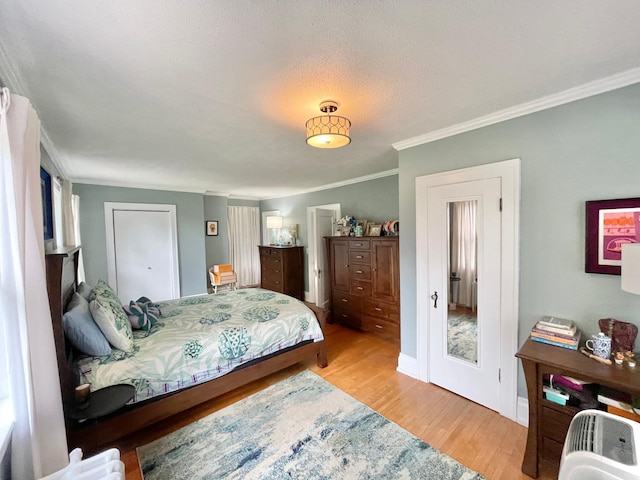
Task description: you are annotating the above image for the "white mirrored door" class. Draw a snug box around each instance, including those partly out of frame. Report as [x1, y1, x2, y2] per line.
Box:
[427, 178, 501, 411]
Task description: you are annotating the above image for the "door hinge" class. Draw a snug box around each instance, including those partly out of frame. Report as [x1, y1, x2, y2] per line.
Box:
[499, 198, 503, 212]
[498, 368, 502, 383]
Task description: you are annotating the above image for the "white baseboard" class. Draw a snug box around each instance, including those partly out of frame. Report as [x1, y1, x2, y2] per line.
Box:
[397, 352, 418, 379]
[517, 396, 529, 427]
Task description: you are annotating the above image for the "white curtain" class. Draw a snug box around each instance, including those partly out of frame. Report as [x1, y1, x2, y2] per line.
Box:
[60, 179, 74, 246]
[71, 194, 86, 282]
[450, 201, 477, 308]
[227, 206, 261, 287]
[0, 88, 67, 479]
[61, 180, 86, 281]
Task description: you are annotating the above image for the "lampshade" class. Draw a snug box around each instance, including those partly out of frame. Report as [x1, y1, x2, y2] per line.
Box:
[266, 216, 282, 229]
[306, 101, 351, 149]
[621, 243, 640, 294]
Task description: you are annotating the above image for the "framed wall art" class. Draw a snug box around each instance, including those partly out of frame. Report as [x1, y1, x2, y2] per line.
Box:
[206, 220, 219, 236]
[40, 167, 54, 240]
[585, 197, 640, 275]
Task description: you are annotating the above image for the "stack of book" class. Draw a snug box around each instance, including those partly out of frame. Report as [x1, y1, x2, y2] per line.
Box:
[597, 386, 640, 421]
[530, 316, 580, 350]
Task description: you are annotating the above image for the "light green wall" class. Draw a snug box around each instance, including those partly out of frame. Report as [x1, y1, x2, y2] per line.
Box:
[260, 174, 399, 290]
[203, 195, 229, 284]
[399, 83, 640, 397]
[74, 184, 207, 296]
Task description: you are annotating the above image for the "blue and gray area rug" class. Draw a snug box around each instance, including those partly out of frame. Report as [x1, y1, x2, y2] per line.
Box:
[447, 312, 478, 363]
[138, 370, 484, 479]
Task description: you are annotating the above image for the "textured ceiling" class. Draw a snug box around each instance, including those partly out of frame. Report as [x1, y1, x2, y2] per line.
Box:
[1, 1, 640, 198]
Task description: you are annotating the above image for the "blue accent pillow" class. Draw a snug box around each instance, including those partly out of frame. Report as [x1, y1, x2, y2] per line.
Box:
[63, 293, 112, 356]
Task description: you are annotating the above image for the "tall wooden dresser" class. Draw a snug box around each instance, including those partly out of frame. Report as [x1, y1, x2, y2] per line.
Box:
[258, 245, 304, 301]
[326, 236, 400, 344]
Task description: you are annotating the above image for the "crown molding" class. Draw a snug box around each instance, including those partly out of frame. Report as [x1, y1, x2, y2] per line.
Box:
[258, 168, 399, 201]
[70, 168, 400, 199]
[71, 177, 209, 194]
[228, 194, 261, 201]
[393, 67, 640, 151]
[203, 191, 231, 197]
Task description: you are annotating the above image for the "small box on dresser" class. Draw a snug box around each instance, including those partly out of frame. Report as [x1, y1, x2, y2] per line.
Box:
[326, 236, 400, 344]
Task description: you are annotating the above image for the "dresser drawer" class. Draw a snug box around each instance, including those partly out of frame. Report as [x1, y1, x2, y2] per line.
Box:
[349, 251, 371, 264]
[332, 292, 363, 311]
[349, 239, 371, 250]
[541, 406, 572, 444]
[541, 437, 564, 463]
[261, 256, 283, 269]
[262, 247, 284, 258]
[261, 270, 284, 284]
[362, 299, 400, 323]
[350, 280, 372, 297]
[261, 278, 284, 293]
[349, 264, 371, 280]
[332, 304, 361, 329]
[361, 315, 399, 343]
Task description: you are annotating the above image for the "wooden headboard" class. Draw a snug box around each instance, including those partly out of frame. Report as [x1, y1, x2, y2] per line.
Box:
[45, 245, 81, 412]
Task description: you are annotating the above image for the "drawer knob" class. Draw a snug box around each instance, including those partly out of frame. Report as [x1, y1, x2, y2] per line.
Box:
[375, 324, 383, 329]
[374, 307, 382, 312]
[357, 286, 363, 290]
[356, 255, 363, 259]
[356, 270, 363, 274]
[341, 298, 348, 303]
[342, 314, 348, 318]
[355, 243, 363, 247]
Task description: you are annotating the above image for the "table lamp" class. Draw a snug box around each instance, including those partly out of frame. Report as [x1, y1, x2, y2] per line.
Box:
[622, 244, 640, 294]
[266, 216, 282, 245]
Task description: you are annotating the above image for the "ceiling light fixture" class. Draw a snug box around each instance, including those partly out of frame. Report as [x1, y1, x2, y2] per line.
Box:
[305, 101, 351, 148]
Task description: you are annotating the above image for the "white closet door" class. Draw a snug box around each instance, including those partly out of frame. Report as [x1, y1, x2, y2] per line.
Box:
[106, 203, 180, 302]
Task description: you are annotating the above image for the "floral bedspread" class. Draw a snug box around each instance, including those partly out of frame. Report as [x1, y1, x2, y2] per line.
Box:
[77, 289, 324, 403]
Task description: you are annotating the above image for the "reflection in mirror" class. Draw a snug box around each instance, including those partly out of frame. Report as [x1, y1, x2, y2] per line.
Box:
[447, 200, 478, 364]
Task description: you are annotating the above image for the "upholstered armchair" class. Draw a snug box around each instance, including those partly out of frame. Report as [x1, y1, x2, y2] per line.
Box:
[208, 264, 238, 293]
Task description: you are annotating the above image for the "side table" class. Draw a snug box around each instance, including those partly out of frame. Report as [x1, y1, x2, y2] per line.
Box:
[68, 384, 135, 422]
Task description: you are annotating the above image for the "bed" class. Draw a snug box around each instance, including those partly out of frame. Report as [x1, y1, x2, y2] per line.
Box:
[45, 246, 328, 453]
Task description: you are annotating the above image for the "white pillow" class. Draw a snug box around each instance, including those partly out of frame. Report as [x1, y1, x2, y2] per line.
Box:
[90, 295, 134, 352]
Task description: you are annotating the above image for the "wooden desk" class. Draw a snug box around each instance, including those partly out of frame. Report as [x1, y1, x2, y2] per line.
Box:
[516, 337, 640, 478]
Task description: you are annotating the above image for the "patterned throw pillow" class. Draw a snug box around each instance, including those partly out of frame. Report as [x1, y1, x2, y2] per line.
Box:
[91, 279, 121, 304]
[90, 293, 134, 352]
[124, 297, 161, 335]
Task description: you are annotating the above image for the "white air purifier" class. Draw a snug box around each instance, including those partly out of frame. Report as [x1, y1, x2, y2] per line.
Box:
[559, 409, 640, 480]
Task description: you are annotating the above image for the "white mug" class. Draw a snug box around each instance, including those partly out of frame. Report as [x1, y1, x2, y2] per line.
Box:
[585, 332, 612, 360]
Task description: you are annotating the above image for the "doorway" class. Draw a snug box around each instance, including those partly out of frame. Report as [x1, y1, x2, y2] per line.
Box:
[105, 202, 180, 302]
[307, 203, 340, 306]
[416, 159, 520, 420]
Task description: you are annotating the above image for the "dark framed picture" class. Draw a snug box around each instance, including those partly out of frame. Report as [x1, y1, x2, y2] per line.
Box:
[40, 167, 54, 240]
[585, 198, 640, 275]
[206, 220, 218, 236]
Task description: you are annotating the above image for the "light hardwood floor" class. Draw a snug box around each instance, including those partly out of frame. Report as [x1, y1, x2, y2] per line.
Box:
[120, 323, 557, 479]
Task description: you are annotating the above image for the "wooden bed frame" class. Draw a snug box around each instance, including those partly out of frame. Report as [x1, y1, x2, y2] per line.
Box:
[45, 246, 328, 453]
